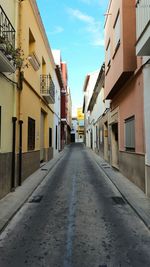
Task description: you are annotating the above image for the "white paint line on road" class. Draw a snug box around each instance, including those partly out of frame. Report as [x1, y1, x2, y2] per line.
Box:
[63, 175, 77, 267]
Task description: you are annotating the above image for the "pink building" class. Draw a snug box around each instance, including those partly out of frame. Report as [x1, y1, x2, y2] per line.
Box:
[61, 62, 72, 148]
[105, 0, 145, 191]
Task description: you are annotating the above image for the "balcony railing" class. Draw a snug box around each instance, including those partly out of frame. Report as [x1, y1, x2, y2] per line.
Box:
[0, 5, 16, 72]
[40, 74, 55, 104]
[136, 0, 150, 40]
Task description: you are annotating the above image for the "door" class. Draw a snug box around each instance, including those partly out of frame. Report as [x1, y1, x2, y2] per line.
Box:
[111, 123, 119, 169]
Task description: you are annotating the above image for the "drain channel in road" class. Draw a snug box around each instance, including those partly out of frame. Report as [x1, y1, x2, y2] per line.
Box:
[64, 175, 77, 267]
[111, 196, 126, 205]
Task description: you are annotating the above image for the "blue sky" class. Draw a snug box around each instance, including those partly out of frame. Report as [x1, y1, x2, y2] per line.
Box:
[36, 0, 109, 116]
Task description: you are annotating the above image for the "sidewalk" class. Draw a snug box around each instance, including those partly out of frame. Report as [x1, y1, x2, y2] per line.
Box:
[0, 149, 66, 234]
[90, 149, 150, 230]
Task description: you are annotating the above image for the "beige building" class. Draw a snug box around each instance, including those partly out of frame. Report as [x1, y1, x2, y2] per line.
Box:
[16, 0, 55, 183]
[0, 0, 18, 198]
[0, 0, 58, 199]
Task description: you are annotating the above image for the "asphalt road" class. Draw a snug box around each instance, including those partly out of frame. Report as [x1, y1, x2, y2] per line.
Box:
[0, 143, 150, 267]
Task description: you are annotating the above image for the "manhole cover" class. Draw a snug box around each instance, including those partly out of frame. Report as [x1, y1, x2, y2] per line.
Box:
[29, 195, 43, 203]
[111, 196, 126, 205]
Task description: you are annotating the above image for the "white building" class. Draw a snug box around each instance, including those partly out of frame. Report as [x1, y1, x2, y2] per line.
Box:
[71, 117, 78, 143]
[136, 0, 150, 196]
[83, 65, 110, 159]
[83, 70, 99, 148]
[52, 50, 62, 156]
[87, 67, 105, 151]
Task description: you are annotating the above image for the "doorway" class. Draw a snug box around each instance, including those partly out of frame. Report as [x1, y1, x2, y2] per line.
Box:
[104, 121, 109, 161]
[111, 123, 119, 169]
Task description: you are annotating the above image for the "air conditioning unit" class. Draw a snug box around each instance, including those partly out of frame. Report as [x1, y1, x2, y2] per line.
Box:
[28, 52, 40, 71]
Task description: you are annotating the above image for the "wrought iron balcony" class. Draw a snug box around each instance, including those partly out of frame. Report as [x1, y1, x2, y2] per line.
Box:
[136, 0, 150, 55]
[40, 74, 55, 104]
[0, 5, 16, 72]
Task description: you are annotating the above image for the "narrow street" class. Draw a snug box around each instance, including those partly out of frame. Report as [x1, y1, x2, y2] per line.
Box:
[0, 144, 150, 267]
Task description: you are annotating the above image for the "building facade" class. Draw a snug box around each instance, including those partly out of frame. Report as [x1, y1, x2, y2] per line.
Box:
[71, 117, 78, 143]
[61, 62, 71, 149]
[136, 0, 150, 195]
[0, 0, 18, 198]
[76, 108, 84, 143]
[52, 51, 62, 156]
[87, 65, 110, 160]
[105, 0, 145, 192]
[16, 0, 56, 184]
[83, 70, 99, 148]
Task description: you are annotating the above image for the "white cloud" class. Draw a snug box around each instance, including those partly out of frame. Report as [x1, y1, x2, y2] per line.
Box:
[49, 26, 64, 35]
[67, 8, 94, 24]
[67, 8, 104, 47]
[92, 37, 104, 46]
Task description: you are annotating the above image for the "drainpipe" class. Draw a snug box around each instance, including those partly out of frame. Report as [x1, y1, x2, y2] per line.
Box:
[18, 120, 23, 186]
[17, 0, 24, 186]
[11, 117, 17, 191]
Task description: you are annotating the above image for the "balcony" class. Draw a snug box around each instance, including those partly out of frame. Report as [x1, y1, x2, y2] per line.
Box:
[0, 5, 16, 72]
[136, 0, 150, 55]
[40, 74, 55, 104]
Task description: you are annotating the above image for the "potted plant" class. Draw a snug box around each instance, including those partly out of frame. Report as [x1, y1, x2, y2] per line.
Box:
[0, 36, 7, 52]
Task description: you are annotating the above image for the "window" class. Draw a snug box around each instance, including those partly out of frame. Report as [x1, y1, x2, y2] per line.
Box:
[106, 40, 111, 67]
[28, 117, 35, 150]
[114, 12, 120, 49]
[42, 57, 46, 75]
[125, 116, 135, 151]
[29, 29, 35, 54]
[49, 128, 52, 147]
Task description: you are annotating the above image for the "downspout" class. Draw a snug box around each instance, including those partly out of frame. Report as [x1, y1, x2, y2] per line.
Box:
[18, 0, 24, 184]
[11, 117, 17, 191]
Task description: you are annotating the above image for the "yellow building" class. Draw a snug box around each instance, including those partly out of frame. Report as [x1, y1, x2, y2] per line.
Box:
[77, 108, 84, 142]
[0, 0, 18, 198]
[16, 0, 56, 183]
